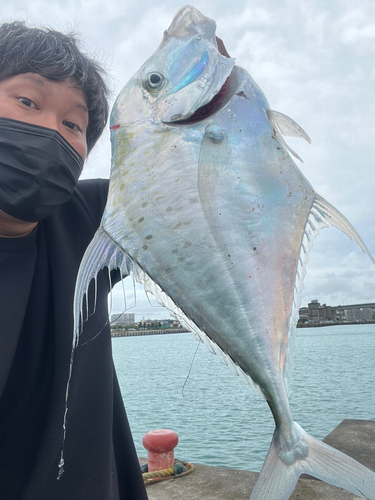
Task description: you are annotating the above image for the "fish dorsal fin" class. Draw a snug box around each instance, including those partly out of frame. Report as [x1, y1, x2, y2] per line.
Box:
[60, 228, 132, 479]
[73, 226, 132, 348]
[285, 194, 375, 393]
[267, 109, 311, 163]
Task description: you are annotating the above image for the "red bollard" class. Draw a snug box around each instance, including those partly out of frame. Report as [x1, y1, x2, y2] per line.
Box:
[142, 429, 179, 472]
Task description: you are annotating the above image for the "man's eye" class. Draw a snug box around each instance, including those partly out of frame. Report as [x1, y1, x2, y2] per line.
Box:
[18, 97, 37, 108]
[64, 121, 81, 132]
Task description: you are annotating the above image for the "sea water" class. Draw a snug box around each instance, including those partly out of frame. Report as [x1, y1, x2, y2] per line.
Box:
[112, 324, 375, 472]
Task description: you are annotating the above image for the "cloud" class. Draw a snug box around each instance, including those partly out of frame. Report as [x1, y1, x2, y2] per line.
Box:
[337, 8, 375, 51]
[1, 0, 374, 318]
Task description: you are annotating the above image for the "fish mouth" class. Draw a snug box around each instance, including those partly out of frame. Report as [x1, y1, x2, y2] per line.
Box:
[165, 67, 240, 126]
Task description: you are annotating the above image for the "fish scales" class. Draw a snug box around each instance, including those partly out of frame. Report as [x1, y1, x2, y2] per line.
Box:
[106, 71, 314, 391]
[72, 5, 375, 500]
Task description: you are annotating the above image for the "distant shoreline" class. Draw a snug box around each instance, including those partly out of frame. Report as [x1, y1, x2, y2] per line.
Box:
[298, 320, 375, 328]
[111, 321, 375, 337]
[111, 328, 190, 337]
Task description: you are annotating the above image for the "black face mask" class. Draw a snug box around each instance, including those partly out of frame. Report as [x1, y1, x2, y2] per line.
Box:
[0, 117, 84, 222]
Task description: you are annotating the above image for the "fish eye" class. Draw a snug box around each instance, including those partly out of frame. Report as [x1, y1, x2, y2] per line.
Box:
[145, 72, 165, 91]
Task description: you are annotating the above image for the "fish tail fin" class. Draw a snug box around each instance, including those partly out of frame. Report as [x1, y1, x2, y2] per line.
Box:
[250, 422, 375, 500]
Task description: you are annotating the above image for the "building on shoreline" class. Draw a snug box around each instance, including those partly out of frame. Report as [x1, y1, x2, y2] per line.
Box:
[299, 300, 375, 324]
[111, 316, 183, 331]
[110, 312, 135, 326]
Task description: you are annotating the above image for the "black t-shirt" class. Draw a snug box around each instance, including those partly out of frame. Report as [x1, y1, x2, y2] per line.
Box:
[0, 179, 148, 500]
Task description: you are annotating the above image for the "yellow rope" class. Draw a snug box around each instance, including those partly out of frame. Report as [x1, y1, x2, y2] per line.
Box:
[142, 467, 175, 481]
[143, 461, 194, 485]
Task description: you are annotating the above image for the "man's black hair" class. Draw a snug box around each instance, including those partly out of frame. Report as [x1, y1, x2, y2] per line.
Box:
[0, 21, 109, 153]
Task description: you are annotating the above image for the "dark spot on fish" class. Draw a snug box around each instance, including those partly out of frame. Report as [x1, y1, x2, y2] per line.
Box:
[253, 247, 257, 251]
[166, 206, 173, 212]
[142, 245, 148, 250]
[237, 91, 250, 100]
[138, 217, 144, 223]
[145, 235, 153, 240]
[178, 257, 185, 262]
[183, 241, 192, 248]
[155, 195, 164, 201]
[142, 202, 148, 208]
[172, 249, 178, 254]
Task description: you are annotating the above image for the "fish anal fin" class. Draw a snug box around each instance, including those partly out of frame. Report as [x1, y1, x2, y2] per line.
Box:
[287, 193, 374, 392]
[313, 194, 375, 264]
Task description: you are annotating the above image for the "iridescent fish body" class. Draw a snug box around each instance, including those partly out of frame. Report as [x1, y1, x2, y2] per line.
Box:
[74, 6, 375, 499]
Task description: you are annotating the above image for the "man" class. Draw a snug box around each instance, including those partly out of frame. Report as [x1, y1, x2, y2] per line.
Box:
[0, 21, 148, 500]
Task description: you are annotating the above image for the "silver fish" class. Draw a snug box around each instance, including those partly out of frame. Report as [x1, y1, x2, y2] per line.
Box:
[74, 6, 375, 499]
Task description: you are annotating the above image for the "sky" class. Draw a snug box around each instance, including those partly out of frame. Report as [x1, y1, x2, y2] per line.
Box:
[2, 0, 374, 320]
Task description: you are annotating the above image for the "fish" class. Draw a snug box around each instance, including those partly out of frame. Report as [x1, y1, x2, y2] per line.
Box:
[73, 5, 375, 500]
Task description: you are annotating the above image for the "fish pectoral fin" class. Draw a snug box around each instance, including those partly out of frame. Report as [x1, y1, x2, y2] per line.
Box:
[267, 110, 311, 163]
[277, 135, 304, 163]
[267, 110, 311, 143]
[311, 194, 375, 264]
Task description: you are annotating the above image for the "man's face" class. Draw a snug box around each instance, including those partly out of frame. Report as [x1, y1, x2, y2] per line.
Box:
[0, 73, 88, 160]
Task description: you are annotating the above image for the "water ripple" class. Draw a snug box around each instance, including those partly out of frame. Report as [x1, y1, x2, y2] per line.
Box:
[113, 324, 375, 472]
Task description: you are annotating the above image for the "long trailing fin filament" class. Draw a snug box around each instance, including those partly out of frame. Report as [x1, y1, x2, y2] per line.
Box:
[59, 227, 132, 479]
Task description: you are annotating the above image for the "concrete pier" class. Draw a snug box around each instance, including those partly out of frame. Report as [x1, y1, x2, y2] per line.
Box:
[111, 328, 189, 337]
[141, 419, 375, 500]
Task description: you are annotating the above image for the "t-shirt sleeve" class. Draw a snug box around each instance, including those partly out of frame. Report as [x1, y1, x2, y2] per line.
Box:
[73, 178, 124, 285]
[74, 178, 110, 229]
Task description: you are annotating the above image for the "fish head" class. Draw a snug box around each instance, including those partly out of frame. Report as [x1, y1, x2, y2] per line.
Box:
[110, 5, 236, 134]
